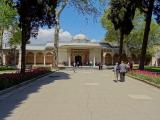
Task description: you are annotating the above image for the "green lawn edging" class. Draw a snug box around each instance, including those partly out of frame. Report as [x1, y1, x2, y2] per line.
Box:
[126, 74, 160, 89]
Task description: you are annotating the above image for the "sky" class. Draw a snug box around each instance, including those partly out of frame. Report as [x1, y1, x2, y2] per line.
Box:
[28, 3, 106, 44]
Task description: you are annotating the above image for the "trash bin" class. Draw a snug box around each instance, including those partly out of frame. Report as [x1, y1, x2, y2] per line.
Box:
[91, 63, 94, 66]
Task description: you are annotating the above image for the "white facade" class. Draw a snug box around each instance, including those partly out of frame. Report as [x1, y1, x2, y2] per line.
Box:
[2, 32, 160, 67]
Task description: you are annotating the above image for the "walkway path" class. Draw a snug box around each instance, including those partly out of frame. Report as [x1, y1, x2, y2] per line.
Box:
[0, 69, 160, 120]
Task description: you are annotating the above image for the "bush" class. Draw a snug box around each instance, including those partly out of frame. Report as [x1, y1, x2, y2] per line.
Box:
[127, 70, 160, 84]
[0, 68, 51, 90]
[32, 65, 51, 70]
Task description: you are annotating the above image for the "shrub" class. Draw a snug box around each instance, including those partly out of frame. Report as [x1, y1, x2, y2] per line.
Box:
[127, 70, 160, 84]
[0, 68, 51, 90]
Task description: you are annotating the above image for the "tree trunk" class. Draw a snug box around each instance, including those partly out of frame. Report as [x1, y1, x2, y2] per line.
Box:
[52, 12, 60, 70]
[52, 0, 68, 70]
[20, 28, 26, 74]
[118, 30, 124, 64]
[139, 0, 154, 70]
[124, 41, 132, 62]
[0, 28, 4, 65]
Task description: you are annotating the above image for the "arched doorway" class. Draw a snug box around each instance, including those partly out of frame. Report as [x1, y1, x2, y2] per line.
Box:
[131, 54, 136, 64]
[158, 58, 160, 66]
[75, 55, 82, 63]
[113, 53, 119, 64]
[26, 52, 34, 64]
[105, 53, 112, 65]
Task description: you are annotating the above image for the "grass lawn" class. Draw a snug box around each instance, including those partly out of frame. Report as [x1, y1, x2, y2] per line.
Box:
[133, 66, 160, 72]
[0, 69, 18, 74]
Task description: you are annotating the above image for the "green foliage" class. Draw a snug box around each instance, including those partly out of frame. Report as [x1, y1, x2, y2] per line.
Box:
[0, 0, 17, 29]
[108, 0, 136, 35]
[68, 0, 102, 23]
[8, 22, 21, 45]
[16, 0, 58, 42]
[32, 65, 51, 70]
[100, 7, 160, 56]
[133, 66, 160, 72]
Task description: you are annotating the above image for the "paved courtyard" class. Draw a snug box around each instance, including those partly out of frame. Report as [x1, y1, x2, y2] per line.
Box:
[0, 69, 160, 120]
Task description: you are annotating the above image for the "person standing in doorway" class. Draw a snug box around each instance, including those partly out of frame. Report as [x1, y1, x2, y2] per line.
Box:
[119, 61, 127, 82]
[77, 61, 79, 67]
[73, 62, 76, 73]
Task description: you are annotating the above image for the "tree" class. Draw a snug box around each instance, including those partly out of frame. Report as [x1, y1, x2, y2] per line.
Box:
[16, 0, 58, 74]
[107, 0, 136, 64]
[0, 0, 17, 65]
[52, 0, 101, 70]
[135, 0, 160, 69]
[136, 0, 155, 69]
[101, 8, 160, 61]
[8, 23, 22, 46]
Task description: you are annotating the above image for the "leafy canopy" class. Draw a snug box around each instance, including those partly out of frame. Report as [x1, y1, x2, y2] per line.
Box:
[0, 0, 17, 29]
[108, 0, 136, 35]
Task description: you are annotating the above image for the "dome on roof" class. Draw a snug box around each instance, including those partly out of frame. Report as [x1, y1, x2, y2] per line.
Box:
[73, 33, 88, 40]
[72, 30, 90, 42]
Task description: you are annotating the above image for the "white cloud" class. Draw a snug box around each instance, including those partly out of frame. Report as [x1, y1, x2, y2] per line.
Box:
[30, 28, 72, 44]
[90, 39, 97, 42]
[3, 28, 97, 45]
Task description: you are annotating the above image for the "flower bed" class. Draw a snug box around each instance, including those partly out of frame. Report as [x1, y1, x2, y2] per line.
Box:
[127, 69, 160, 84]
[0, 68, 51, 90]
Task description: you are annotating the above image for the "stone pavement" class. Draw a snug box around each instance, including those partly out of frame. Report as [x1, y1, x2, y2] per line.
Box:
[0, 69, 160, 120]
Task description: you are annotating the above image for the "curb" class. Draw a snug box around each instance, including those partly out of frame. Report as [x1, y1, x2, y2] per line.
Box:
[126, 74, 160, 89]
[0, 71, 54, 96]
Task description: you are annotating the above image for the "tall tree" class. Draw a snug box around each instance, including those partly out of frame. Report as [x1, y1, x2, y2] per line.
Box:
[108, 0, 136, 64]
[0, 0, 17, 65]
[101, 8, 160, 61]
[16, 0, 58, 74]
[52, 0, 101, 70]
[136, 0, 155, 69]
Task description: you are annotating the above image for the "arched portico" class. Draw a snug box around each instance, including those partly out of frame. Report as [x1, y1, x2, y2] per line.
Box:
[122, 54, 128, 63]
[131, 54, 136, 63]
[46, 52, 53, 65]
[26, 52, 34, 64]
[36, 52, 44, 64]
[113, 53, 119, 64]
[16, 52, 19, 65]
[158, 58, 160, 66]
[145, 55, 151, 65]
[105, 53, 112, 65]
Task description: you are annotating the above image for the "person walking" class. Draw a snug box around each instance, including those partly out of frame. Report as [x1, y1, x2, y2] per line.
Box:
[114, 62, 119, 82]
[119, 61, 127, 82]
[99, 62, 103, 70]
[77, 61, 79, 67]
[73, 62, 76, 73]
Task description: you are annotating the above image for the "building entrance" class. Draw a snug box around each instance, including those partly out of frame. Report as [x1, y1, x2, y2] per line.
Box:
[75, 55, 82, 64]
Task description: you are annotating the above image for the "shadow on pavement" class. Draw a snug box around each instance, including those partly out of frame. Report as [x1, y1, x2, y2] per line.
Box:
[0, 71, 70, 119]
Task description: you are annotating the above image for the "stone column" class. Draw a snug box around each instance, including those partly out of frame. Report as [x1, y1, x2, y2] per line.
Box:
[44, 55, 46, 65]
[93, 51, 95, 66]
[103, 57, 105, 65]
[3, 54, 6, 65]
[103, 52, 106, 65]
[18, 49, 21, 68]
[34, 54, 36, 66]
[68, 51, 71, 66]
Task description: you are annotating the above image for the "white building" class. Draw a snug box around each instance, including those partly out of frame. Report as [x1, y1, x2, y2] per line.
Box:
[2, 32, 160, 67]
